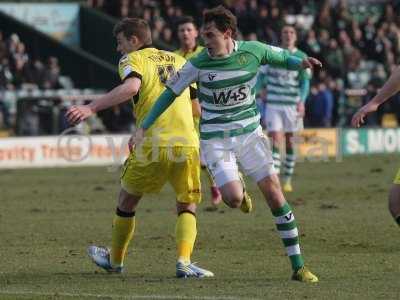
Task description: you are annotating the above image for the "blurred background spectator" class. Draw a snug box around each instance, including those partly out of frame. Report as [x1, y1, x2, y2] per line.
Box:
[0, 30, 75, 132]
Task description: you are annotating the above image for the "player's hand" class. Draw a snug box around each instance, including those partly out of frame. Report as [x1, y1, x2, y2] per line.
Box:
[351, 102, 379, 128]
[301, 57, 322, 69]
[297, 102, 305, 118]
[66, 105, 94, 125]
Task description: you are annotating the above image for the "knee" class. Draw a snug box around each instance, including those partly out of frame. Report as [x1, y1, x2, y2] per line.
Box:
[270, 133, 282, 145]
[388, 185, 400, 216]
[223, 193, 244, 209]
[118, 189, 141, 212]
[176, 202, 197, 215]
[219, 181, 244, 209]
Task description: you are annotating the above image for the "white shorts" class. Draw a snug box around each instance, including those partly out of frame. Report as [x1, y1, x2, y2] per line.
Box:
[200, 126, 276, 187]
[264, 104, 303, 133]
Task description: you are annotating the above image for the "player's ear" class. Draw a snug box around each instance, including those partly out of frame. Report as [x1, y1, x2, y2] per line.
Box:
[223, 29, 232, 39]
[129, 35, 139, 45]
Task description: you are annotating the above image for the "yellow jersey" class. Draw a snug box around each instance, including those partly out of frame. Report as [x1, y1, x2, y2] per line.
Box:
[174, 45, 204, 135]
[118, 46, 198, 148]
[174, 45, 204, 60]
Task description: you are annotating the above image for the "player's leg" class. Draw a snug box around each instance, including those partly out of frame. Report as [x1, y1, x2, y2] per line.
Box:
[265, 105, 284, 174]
[110, 188, 141, 269]
[200, 150, 222, 206]
[282, 106, 301, 192]
[201, 139, 251, 213]
[389, 168, 400, 224]
[389, 184, 400, 223]
[269, 131, 283, 174]
[237, 127, 317, 282]
[87, 188, 141, 273]
[282, 132, 296, 192]
[88, 147, 166, 273]
[257, 175, 317, 282]
[169, 146, 213, 278]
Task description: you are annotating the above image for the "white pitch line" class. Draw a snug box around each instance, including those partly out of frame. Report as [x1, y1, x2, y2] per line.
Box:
[0, 290, 259, 300]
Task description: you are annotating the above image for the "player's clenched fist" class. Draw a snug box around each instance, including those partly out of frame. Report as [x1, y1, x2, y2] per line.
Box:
[66, 105, 94, 125]
[301, 57, 322, 69]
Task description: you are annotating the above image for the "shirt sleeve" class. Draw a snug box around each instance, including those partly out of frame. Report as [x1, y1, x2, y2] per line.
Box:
[118, 54, 143, 82]
[260, 44, 291, 68]
[165, 61, 199, 96]
[299, 68, 312, 81]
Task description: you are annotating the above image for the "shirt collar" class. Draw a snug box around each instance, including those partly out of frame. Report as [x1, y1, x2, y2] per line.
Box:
[208, 40, 238, 59]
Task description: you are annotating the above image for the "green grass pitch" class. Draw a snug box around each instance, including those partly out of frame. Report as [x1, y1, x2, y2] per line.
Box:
[1, 155, 400, 299]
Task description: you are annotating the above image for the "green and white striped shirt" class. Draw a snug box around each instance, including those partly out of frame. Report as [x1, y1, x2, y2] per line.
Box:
[262, 48, 310, 106]
[166, 41, 296, 140]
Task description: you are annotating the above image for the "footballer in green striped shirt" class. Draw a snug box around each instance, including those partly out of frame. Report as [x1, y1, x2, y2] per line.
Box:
[260, 25, 311, 193]
[138, 5, 321, 283]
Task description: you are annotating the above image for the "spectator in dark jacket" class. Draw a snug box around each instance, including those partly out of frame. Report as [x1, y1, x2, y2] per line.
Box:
[307, 82, 334, 127]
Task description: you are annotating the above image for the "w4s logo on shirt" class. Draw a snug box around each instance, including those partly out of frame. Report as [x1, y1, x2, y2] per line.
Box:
[212, 85, 250, 106]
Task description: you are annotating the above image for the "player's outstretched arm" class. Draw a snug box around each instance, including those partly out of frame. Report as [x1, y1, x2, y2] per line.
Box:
[299, 57, 322, 69]
[298, 79, 310, 118]
[352, 65, 400, 127]
[286, 56, 322, 70]
[66, 77, 140, 125]
[262, 43, 322, 70]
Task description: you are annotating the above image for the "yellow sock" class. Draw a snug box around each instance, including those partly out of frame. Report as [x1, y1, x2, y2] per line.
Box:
[175, 212, 197, 264]
[111, 208, 135, 267]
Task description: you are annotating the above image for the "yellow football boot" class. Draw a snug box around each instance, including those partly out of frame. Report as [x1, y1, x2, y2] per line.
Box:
[292, 266, 319, 283]
[239, 172, 253, 213]
[283, 180, 293, 193]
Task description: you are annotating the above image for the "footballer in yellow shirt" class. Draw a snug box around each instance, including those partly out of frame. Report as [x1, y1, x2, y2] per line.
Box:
[66, 17, 213, 278]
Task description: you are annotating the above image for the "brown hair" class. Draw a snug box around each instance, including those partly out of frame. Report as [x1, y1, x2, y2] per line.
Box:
[113, 18, 152, 45]
[176, 15, 197, 29]
[282, 24, 297, 33]
[203, 5, 237, 36]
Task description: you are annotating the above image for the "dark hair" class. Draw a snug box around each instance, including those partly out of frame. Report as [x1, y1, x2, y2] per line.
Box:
[203, 5, 237, 36]
[113, 18, 152, 45]
[176, 15, 197, 29]
[282, 24, 296, 32]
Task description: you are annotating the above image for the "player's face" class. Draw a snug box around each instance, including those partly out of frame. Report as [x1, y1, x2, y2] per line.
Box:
[116, 32, 136, 55]
[201, 22, 231, 57]
[281, 27, 297, 48]
[178, 23, 198, 47]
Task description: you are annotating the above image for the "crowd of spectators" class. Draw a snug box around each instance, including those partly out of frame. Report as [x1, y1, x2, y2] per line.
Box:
[1, 0, 399, 133]
[0, 32, 68, 91]
[0, 31, 73, 131]
[88, 0, 400, 128]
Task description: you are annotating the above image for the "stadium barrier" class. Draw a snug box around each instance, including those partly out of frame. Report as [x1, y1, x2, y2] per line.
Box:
[3, 128, 400, 168]
[0, 134, 130, 169]
[1, 89, 105, 136]
[0, 128, 339, 169]
[341, 128, 400, 155]
[3, 122, 400, 168]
